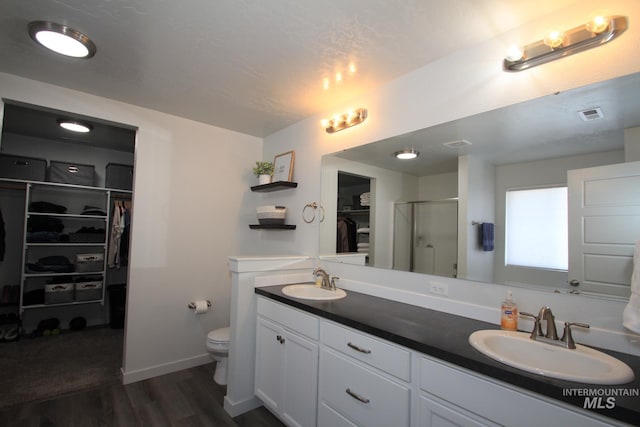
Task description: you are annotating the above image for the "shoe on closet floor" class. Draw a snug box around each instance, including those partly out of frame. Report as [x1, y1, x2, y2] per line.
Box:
[4, 326, 17, 341]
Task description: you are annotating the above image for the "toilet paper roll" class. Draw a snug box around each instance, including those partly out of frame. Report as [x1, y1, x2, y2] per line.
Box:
[193, 300, 209, 314]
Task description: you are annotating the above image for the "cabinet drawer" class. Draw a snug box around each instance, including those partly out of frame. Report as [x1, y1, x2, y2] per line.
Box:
[320, 348, 410, 427]
[322, 321, 411, 381]
[419, 356, 613, 427]
[257, 297, 319, 340]
[318, 402, 358, 427]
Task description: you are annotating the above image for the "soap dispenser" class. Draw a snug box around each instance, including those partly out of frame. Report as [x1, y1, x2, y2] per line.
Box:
[500, 290, 518, 331]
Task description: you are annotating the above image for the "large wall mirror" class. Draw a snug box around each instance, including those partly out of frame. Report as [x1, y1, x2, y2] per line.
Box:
[320, 72, 640, 299]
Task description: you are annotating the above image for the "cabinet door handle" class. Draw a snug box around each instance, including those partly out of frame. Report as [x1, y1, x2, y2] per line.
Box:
[346, 388, 370, 404]
[276, 335, 285, 344]
[347, 342, 371, 354]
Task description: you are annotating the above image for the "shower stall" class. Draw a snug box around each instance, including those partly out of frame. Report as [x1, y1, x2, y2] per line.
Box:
[393, 199, 458, 276]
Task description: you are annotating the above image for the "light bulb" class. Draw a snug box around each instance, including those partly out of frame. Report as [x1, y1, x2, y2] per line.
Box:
[348, 63, 357, 74]
[505, 46, 524, 62]
[320, 118, 329, 128]
[335, 72, 342, 83]
[346, 110, 356, 122]
[323, 78, 330, 90]
[587, 16, 609, 34]
[544, 29, 565, 49]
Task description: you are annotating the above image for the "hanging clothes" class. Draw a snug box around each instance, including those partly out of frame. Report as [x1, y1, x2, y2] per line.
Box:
[108, 201, 126, 268]
[119, 203, 131, 267]
[336, 216, 358, 253]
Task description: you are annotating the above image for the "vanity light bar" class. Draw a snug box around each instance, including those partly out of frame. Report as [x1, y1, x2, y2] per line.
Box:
[504, 15, 628, 72]
[322, 108, 368, 134]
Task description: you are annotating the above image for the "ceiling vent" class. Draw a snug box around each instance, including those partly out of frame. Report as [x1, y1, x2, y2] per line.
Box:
[578, 107, 604, 121]
[443, 139, 472, 149]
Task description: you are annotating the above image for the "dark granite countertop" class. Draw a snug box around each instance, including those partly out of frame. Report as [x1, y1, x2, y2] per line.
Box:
[255, 285, 640, 426]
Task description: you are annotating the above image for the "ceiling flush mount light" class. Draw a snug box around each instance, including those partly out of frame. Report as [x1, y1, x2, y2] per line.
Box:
[395, 149, 419, 160]
[28, 21, 96, 58]
[57, 119, 93, 133]
[504, 15, 627, 71]
[322, 108, 367, 133]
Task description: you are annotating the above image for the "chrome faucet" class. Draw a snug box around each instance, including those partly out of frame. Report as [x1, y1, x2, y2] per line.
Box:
[313, 268, 333, 290]
[520, 306, 589, 349]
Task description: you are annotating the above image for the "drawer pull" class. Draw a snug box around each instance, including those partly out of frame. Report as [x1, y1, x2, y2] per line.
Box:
[346, 388, 370, 404]
[276, 335, 285, 344]
[347, 342, 371, 354]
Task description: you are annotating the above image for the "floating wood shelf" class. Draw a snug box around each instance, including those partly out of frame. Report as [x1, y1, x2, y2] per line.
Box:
[249, 224, 296, 230]
[250, 181, 298, 192]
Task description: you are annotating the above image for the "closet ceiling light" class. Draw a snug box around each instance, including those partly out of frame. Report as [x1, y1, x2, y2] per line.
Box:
[395, 149, 419, 160]
[58, 119, 93, 133]
[504, 15, 627, 71]
[28, 21, 96, 58]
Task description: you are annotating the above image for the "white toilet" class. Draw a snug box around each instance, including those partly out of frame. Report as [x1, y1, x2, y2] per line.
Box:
[206, 326, 230, 385]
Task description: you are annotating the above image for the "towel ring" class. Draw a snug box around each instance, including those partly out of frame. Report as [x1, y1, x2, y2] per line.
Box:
[303, 202, 325, 223]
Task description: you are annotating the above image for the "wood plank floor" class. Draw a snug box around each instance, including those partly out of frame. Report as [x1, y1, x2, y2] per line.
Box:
[0, 363, 284, 427]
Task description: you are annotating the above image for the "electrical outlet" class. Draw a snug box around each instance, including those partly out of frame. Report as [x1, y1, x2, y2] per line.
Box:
[429, 282, 449, 296]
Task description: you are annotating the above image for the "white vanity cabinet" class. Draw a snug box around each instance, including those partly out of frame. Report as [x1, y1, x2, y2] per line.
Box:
[254, 293, 624, 427]
[418, 356, 615, 427]
[255, 297, 319, 427]
[318, 321, 411, 427]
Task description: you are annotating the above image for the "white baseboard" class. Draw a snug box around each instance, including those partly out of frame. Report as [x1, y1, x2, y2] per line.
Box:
[121, 353, 211, 384]
[223, 395, 263, 417]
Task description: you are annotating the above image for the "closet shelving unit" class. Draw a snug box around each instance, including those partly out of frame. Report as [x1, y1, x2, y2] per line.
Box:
[0, 178, 132, 314]
[249, 180, 297, 230]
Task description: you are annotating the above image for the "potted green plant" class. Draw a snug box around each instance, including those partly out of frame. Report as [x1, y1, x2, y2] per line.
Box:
[253, 161, 274, 185]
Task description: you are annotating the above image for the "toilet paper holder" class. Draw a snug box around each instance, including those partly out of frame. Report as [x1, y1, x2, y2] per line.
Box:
[188, 300, 211, 309]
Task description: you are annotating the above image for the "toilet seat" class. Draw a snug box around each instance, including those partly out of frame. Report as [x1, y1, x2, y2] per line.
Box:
[207, 326, 230, 344]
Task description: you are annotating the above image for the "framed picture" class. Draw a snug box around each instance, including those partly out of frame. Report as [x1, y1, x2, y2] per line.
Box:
[273, 150, 295, 182]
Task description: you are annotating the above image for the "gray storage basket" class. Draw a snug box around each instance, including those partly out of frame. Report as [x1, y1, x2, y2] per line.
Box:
[49, 161, 95, 186]
[75, 253, 104, 272]
[75, 281, 103, 301]
[105, 163, 133, 190]
[44, 283, 74, 304]
[0, 154, 47, 181]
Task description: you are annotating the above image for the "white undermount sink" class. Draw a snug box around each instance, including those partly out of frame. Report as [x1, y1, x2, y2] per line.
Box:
[468, 329, 635, 385]
[282, 283, 347, 301]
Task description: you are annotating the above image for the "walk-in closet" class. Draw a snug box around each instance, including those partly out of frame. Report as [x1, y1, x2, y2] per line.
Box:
[0, 100, 136, 406]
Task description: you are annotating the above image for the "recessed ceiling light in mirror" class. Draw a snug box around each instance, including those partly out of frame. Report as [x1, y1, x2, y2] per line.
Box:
[57, 119, 93, 133]
[395, 149, 419, 160]
[28, 21, 96, 58]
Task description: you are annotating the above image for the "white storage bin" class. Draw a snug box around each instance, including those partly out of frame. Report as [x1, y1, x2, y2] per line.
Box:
[44, 283, 74, 304]
[75, 253, 104, 272]
[75, 281, 103, 301]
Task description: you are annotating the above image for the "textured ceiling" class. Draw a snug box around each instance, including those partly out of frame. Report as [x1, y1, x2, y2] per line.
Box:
[0, 0, 579, 137]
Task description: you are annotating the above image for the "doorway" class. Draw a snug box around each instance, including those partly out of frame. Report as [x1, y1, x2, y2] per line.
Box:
[0, 99, 136, 406]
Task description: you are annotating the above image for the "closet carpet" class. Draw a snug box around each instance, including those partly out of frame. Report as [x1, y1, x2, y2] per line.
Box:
[0, 327, 123, 408]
